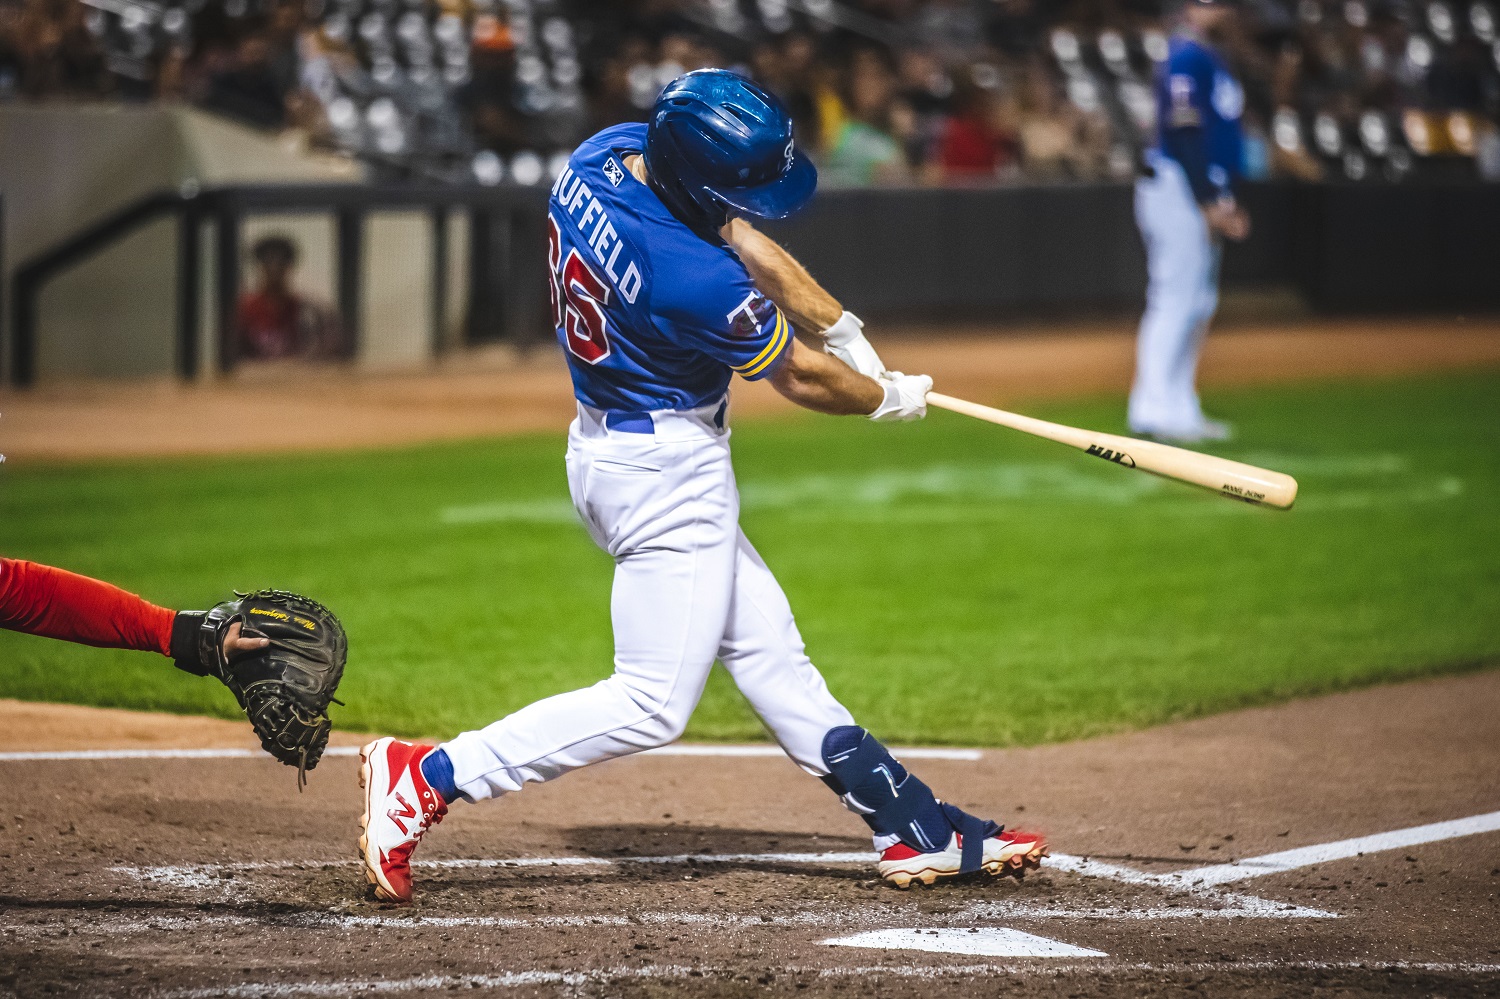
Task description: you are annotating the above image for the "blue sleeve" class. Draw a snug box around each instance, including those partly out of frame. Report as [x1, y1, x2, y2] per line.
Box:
[650, 249, 792, 381]
[1161, 47, 1221, 204]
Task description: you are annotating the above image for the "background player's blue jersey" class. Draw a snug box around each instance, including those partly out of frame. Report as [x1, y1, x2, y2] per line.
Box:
[546, 123, 792, 413]
[1153, 33, 1244, 204]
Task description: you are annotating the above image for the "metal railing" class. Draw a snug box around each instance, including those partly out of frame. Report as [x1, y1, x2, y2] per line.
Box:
[6, 183, 550, 388]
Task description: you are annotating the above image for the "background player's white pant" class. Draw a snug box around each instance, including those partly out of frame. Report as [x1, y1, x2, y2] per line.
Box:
[1129, 152, 1222, 435]
[441, 401, 856, 802]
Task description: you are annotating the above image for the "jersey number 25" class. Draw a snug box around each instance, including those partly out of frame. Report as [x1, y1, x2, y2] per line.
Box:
[548, 216, 612, 364]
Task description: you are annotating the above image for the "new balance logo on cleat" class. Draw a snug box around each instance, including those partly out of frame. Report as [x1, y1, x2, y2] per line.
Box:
[387, 793, 417, 834]
[359, 737, 447, 903]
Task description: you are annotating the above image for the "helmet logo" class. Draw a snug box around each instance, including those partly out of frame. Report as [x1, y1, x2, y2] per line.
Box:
[784, 139, 795, 170]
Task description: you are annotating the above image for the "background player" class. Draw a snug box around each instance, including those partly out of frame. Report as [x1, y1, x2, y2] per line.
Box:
[1129, 0, 1249, 443]
[359, 69, 1046, 903]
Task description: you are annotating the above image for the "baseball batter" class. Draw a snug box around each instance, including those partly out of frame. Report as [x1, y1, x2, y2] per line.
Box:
[1130, 0, 1249, 442]
[360, 70, 1046, 903]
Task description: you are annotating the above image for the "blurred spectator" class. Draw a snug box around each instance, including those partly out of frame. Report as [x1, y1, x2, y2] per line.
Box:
[263, 1, 300, 98]
[5, 0, 1498, 184]
[1016, 60, 1108, 180]
[823, 47, 911, 186]
[934, 69, 1021, 183]
[590, 35, 650, 131]
[896, 47, 954, 169]
[0, 3, 25, 98]
[780, 32, 827, 149]
[14, 0, 107, 99]
[236, 236, 341, 362]
[202, 32, 289, 129]
[458, 22, 527, 155]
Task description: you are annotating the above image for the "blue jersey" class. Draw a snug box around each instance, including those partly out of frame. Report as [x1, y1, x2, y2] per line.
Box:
[1154, 33, 1244, 202]
[546, 123, 792, 413]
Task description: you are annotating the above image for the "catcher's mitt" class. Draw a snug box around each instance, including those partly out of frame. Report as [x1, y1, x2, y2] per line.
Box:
[171, 590, 347, 789]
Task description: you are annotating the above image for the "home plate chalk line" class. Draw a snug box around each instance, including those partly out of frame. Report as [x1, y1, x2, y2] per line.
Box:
[102, 807, 1500, 959]
[112, 808, 1500, 897]
[156, 960, 1500, 998]
[29, 810, 1500, 983]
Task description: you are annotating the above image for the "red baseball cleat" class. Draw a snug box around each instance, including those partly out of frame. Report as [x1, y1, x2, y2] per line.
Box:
[877, 827, 1048, 889]
[359, 737, 447, 903]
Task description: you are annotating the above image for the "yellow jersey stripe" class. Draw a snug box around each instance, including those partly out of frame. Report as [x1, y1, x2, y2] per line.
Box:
[738, 314, 788, 378]
[735, 311, 789, 378]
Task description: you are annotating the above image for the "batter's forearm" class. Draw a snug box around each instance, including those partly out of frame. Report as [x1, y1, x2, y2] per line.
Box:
[768, 338, 883, 415]
[722, 219, 843, 335]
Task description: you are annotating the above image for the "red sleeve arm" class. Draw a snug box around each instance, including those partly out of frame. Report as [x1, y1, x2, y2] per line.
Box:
[0, 557, 176, 656]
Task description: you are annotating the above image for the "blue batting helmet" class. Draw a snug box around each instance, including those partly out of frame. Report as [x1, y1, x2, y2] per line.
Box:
[643, 69, 817, 230]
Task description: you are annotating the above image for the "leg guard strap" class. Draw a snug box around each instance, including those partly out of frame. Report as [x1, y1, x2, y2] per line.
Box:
[942, 802, 1002, 875]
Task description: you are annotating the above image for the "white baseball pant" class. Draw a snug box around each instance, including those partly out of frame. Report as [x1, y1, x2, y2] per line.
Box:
[441, 398, 857, 802]
[1129, 152, 1223, 436]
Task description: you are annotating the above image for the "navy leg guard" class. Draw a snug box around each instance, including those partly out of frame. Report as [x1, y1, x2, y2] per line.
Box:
[821, 727, 1004, 873]
[821, 726, 957, 857]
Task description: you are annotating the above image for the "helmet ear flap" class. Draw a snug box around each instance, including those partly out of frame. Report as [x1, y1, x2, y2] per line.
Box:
[643, 122, 730, 233]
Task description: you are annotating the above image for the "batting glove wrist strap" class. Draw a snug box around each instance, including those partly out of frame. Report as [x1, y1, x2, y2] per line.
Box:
[868, 372, 933, 422]
[820, 310, 863, 347]
[822, 311, 885, 379]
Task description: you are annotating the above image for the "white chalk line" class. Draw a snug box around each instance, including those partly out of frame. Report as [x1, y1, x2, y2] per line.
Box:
[0, 748, 277, 761]
[1043, 809, 1500, 892]
[103, 857, 1330, 923]
[0, 743, 979, 763]
[111, 807, 1500, 904]
[156, 959, 1500, 997]
[1172, 809, 1500, 886]
[113, 851, 875, 890]
[0, 894, 1336, 943]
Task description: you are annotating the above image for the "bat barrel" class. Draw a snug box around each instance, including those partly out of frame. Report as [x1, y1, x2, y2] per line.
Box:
[1125, 440, 1299, 509]
[926, 392, 1299, 510]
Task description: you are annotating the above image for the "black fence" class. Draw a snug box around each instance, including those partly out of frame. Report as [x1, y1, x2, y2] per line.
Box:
[761, 181, 1500, 319]
[8, 180, 1500, 387]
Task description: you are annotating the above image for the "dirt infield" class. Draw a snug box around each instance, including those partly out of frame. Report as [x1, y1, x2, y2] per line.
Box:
[2, 317, 1499, 461]
[2, 669, 1497, 997]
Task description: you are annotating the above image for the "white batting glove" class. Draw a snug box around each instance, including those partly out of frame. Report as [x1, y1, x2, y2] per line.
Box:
[822, 311, 886, 378]
[868, 371, 932, 422]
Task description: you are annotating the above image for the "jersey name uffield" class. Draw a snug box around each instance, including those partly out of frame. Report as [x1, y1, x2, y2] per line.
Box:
[551, 164, 643, 304]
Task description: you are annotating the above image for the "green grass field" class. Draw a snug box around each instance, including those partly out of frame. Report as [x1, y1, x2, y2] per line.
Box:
[2, 370, 1497, 747]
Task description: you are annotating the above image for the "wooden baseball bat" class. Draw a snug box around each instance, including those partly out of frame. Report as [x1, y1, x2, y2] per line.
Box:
[926, 392, 1298, 510]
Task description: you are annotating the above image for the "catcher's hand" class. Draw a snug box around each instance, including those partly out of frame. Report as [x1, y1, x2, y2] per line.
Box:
[171, 590, 348, 789]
